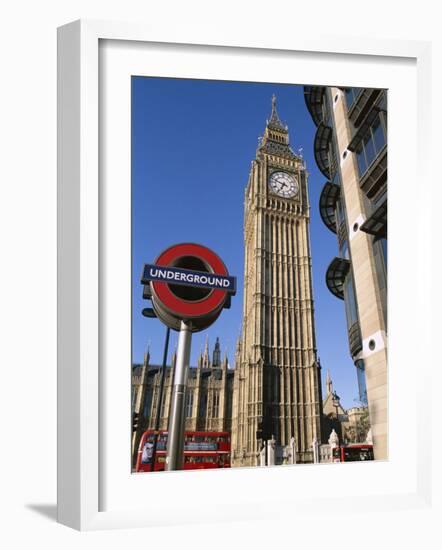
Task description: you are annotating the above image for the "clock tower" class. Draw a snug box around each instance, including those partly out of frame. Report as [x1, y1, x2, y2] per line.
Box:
[231, 96, 323, 466]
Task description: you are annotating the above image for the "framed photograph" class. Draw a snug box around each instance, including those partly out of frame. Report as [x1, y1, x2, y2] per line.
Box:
[57, 19, 432, 530]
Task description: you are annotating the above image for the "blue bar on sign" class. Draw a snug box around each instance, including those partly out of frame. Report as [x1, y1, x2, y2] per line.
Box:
[141, 264, 236, 294]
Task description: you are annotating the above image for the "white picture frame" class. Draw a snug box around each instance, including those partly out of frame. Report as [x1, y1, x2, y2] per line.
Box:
[57, 19, 433, 531]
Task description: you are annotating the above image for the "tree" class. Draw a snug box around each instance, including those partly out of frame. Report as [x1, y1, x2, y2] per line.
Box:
[344, 409, 371, 443]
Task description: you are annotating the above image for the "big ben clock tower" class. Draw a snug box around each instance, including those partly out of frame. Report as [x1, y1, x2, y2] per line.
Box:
[231, 96, 323, 466]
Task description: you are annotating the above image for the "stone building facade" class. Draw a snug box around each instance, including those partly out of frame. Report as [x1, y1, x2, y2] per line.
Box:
[322, 370, 370, 444]
[231, 97, 323, 467]
[304, 86, 387, 459]
[132, 338, 234, 464]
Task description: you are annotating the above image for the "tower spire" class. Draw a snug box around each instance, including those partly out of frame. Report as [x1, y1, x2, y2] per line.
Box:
[143, 343, 150, 366]
[267, 94, 288, 132]
[258, 95, 295, 158]
[326, 370, 333, 396]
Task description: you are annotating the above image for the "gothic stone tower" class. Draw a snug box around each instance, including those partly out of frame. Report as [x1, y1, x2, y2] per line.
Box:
[231, 96, 323, 466]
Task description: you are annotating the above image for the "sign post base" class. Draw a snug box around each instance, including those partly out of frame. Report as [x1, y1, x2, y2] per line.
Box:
[165, 320, 192, 471]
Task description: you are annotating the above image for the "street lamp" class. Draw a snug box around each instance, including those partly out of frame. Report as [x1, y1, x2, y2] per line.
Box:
[142, 307, 156, 319]
[150, 325, 170, 472]
[141, 303, 171, 472]
[331, 391, 340, 422]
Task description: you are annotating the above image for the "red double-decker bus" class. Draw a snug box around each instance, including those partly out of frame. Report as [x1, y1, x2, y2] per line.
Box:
[135, 430, 231, 472]
[332, 444, 374, 462]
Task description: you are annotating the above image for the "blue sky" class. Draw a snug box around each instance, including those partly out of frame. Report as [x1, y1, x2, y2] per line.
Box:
[132, 76, 359, 408]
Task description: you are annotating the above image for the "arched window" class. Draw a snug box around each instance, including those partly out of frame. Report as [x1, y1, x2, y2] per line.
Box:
[199, 392, 207, 417]
[143, 389, 152, 419]
[185, 390, 194, 417]
[212, 391, 220, 418]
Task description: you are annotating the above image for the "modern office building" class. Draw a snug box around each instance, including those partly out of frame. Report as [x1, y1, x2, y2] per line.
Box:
[304, 85, 388, 459]
[231, 97, 323, 466]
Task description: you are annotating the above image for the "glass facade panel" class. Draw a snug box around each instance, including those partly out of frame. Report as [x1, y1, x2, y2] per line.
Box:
[380, 237, 387, 269]
[345, 88, 363, 110]
[364, 132, 376, 167]
[356, 148, 367, 176]
[356, 114, 387, 178]
[336, 199, 345, 227]
[343, 273, 358, 327]
[340, 239, 349, 260]
[373, 236, 388, 328]
[355, 360, 368, 406]
[372, 117, 386, 152]
[331, 169, 341, 186]
[373, 185, 387, 206]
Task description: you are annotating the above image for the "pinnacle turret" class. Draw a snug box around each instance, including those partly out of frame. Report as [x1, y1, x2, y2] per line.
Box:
[326, 370, 334, 396]
[212, 336, 221, 367]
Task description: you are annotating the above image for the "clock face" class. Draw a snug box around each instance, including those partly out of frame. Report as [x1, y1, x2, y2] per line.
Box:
[268, 171, 299, 198]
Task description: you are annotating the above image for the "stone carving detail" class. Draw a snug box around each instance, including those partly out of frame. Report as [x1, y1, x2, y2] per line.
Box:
[328, 428, 339, 448]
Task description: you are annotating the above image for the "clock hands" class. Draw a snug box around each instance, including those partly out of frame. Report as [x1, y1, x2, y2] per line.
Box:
[270, 172, 298, 197]
[275, 176, 288, 191]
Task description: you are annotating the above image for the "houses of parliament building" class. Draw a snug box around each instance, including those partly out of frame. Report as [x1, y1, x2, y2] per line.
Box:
[132, 90, 385, 466]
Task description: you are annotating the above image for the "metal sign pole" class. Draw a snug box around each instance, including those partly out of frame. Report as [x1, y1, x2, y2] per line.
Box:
[165, 320, 192, 471]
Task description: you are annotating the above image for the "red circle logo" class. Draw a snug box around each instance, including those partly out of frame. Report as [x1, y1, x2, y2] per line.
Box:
[151, 243, 229, 319]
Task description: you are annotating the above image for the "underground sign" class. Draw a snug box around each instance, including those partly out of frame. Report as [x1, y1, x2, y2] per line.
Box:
[141, 243, 236, 332]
